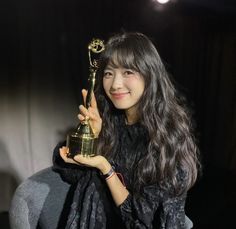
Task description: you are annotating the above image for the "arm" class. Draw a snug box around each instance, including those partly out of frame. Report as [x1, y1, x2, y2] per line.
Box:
[60, 148, 158, 228]
[103, 167, 130, 206]
[118, 186, 187, 229]
[60, 148, 188, 228]
[60, 147, 129, 206]
[117, 168, 189, 229]
[161, 191, 187, 229]
[60, 90, 188, 228]
[61, 90, 130, 206]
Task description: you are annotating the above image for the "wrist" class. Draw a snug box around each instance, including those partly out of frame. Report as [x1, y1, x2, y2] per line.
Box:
[98, 158, 112, 175]
[102, 167, 115, 180]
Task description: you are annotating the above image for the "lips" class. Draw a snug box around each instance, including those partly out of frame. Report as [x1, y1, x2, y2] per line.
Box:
[110, 92, 129, 99]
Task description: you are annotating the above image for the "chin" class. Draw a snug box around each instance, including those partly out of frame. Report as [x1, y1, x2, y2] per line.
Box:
[112, 102, 130, 110]
[113, 105, 128, 110]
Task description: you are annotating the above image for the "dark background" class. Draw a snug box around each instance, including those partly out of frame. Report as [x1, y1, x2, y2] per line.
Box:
[1, 0, 236, 228]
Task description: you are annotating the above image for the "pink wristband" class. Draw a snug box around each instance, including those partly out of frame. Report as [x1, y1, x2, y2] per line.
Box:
[105, 171, 115, 180]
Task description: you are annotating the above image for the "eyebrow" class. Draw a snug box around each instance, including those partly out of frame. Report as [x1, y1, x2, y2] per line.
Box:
[104, 66, 113, 71]
[105, 65, 135, 70]
[104, 65, 118, 70]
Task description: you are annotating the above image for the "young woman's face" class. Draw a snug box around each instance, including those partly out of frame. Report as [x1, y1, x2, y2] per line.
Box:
[103, 64, 145, 114]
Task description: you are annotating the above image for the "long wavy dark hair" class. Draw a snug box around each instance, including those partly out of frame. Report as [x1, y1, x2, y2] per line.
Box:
[95, 32, 200, 195]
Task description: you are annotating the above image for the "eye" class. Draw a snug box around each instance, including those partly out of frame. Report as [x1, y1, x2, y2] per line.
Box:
[123, 70, 134, 77]
[103, 71, 113, 79]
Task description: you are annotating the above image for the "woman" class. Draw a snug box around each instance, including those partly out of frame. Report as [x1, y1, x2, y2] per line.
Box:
[57, 32, 200, 228]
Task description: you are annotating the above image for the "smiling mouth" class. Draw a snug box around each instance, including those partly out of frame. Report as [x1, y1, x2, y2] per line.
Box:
[110, 92, 130, 99]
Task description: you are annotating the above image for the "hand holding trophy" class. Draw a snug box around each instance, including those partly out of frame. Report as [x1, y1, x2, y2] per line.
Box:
[66, 39, 105, 158]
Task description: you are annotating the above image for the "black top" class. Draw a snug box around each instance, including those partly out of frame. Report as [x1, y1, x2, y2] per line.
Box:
[53, 122, 187, 229]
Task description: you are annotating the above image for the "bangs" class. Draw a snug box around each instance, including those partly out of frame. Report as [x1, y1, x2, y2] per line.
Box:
[104, 47, 139, 72]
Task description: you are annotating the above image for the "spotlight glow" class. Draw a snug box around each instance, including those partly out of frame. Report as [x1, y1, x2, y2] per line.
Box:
[157, 0, 170, 4]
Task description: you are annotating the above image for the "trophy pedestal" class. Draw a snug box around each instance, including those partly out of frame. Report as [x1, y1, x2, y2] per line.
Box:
[66, 122, 97, 158]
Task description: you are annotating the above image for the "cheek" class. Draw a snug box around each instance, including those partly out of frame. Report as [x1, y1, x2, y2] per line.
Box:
[126, 77, 145, 92]
[103, 79, 110, 95]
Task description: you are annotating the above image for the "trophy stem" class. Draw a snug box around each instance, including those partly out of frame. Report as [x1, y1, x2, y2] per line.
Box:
[86, 70, 96, 108]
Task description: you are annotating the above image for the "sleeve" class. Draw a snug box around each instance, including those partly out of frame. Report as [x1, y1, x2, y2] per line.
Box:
[161, 168, 189, 229]
[161, 190, 187, 229]
[118, 185, 160, 229]
[118, 167, 189, 229]
[119, 186, 187, 229]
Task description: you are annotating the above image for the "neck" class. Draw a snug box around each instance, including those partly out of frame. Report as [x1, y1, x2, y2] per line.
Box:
[125, 108, 139, 125]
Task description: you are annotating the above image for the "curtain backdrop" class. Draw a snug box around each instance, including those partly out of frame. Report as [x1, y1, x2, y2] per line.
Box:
[0, 0, 235, 222]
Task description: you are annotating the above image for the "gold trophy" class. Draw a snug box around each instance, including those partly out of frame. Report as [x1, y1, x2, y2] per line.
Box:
[66, 39, 105, 158]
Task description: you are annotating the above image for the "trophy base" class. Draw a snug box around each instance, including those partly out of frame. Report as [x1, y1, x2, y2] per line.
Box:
[66, 134, 97, 158]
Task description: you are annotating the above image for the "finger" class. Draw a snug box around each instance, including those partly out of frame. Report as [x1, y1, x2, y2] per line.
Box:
[77, 113, 85, 121]
[79, 105, 90, 118]
[90, 92, 98, 109]
[59, 147, 77, 163]
[81, 89, 87, 105]
[59, 147, 73, 163]
[87, 107, 96, 119]
[82, 89, 98, 109]
[90, 106, 101, 116]
[79, 105, 99, 122]
[73, 154, 88, 165]
[88, 107, 101, 121]
[74, 154, 96, 164]
[72, 157, 85, 166]
[60, 146, 68, 155]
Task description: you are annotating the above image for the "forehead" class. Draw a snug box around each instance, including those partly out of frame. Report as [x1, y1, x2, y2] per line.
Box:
[105, 61, 122, 70]
[104, 50, 138, 71]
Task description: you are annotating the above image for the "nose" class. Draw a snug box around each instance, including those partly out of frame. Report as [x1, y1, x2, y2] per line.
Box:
[110, 74, 123, 90]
